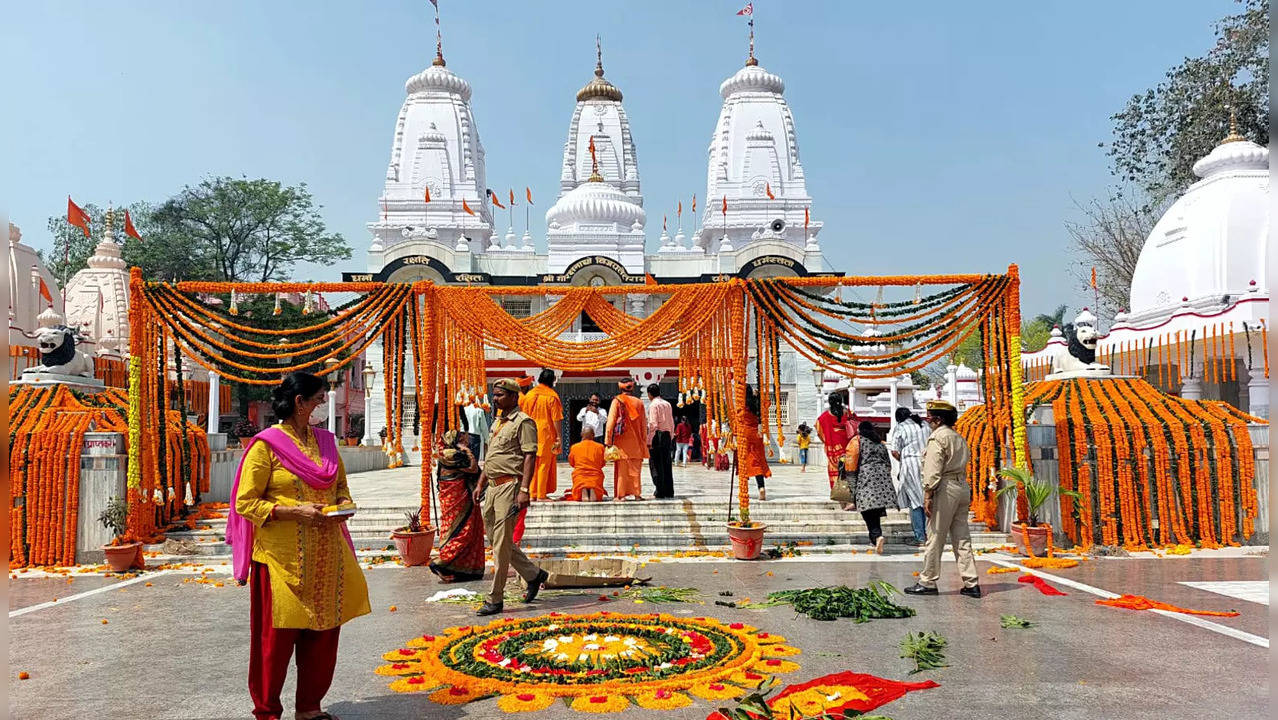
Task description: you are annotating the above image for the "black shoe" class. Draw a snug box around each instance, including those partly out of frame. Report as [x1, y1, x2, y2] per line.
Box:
[903, 583, 939, 596]
[475, 601, 503, 616]
[523, 569, 549, 603]
[959, 585, 982, 599]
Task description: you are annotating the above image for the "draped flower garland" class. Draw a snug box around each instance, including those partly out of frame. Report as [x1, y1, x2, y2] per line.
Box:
[126, 268, 1026, 531]
[957, 376, 1263, 550]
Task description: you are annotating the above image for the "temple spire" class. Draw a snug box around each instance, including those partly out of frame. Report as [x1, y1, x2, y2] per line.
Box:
[595, 34, 604, 77]
[1221, 105, 1245, 144]
[746, 18, 757, 66]
[432, 0, 445, 66]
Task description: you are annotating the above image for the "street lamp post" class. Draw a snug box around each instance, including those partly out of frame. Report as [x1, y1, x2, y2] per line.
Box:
[362, 364, 377, 446]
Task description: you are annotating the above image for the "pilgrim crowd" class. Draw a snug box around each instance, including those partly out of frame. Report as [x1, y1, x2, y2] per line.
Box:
[231, 370, 978, 720]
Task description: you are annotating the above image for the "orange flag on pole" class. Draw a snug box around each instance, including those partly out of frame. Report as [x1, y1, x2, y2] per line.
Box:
[424, 185, 432, 203]
[804, 207, 810, 229]
[123, 210, 142, 240]
[526, 187, 534, 205]
[462, 199, 475, 216]
[765, 182, 775, 200]
[67, 196, 91, 238]
[677, 200, 682, 218]
[1090, 267, 1098, 290]
[509, 188, 516, 207]
[38, 277, 53, 304]
[488, 189, 505, 209]
[721, 196, 727, 215]
[692, 194, 696, 213]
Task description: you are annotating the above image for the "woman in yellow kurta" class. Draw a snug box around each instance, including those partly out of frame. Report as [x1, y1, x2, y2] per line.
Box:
[521, 370, 564, 500]
[604, 378, 648, 500]
[231, 372, 370, 720]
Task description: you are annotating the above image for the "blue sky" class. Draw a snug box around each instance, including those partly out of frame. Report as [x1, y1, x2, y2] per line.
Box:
[2, 1, 1235, 318]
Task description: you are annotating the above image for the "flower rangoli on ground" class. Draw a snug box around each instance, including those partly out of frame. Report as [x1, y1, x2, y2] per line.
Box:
[376, 611, 801, 713]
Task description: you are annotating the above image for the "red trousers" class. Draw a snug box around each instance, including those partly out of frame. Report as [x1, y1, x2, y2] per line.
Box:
[250, 562, 341, 720]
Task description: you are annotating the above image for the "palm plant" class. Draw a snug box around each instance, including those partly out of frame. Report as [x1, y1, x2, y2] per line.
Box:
[995, 467, 1081, 527]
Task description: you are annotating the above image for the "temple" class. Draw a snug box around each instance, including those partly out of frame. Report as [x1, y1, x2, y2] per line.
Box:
[1022, 121, 1270, 417]
[348, 32, 928, 455]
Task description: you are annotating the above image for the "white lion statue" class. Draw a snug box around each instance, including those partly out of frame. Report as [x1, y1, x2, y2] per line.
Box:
[1047, 309, 1111, 378]
[24, 324, 96, 378]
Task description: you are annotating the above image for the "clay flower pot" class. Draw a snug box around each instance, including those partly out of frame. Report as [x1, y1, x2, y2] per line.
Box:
[102, 541, 143, 572]
[726, 521, 767, 560]
[391, 529, 435, 567]
[1010, 523, 1050, 556]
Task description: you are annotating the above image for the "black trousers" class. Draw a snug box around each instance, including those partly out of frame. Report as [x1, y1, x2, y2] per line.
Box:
[861, 507, 887, 543]
[650, 431, 674, 498]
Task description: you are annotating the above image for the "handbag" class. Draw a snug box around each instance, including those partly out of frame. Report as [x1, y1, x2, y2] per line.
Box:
[830, 470, 854, 504]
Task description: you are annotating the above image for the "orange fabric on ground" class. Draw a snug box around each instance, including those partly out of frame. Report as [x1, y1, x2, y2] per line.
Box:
[522, 384, 564, 499]
[605, 393, 648, 498]
[568, 439, 606, 500]
[737, 410, 772, 478]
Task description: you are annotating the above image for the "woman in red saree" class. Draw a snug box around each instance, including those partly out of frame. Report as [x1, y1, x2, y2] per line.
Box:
[429, 431, 485, 582]
[737, 385, 772, 500]
[816, 391, 859, 490]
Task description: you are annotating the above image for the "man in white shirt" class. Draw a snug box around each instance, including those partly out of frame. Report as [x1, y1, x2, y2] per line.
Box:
[577, 393, 606, 440]
[645, 384, 676, 499]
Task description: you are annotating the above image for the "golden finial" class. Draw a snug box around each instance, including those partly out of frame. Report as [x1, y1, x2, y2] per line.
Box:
[104, 203, 115, 235]
[1221, 105, 1245, 144]
[595, 34, 604, 78]
[576, 35, 622, 102]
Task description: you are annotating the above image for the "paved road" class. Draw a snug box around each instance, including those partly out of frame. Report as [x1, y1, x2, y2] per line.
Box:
[8, 550, 1268, 719]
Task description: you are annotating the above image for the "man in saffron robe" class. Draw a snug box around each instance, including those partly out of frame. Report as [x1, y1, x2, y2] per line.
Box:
[521, 369, 564, 501]
[568, 426, 606, 501]
[604, 378, 648, 500]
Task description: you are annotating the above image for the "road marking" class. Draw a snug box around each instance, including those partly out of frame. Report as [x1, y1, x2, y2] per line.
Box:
[987, 555, 1268, 649]
[1179, 581, 1269, 606]
[8, 570, 174, 618]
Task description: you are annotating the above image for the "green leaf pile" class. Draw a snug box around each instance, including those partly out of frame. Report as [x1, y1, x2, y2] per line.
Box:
[764, 582, 916, 622]
[900, 631, 948, 674]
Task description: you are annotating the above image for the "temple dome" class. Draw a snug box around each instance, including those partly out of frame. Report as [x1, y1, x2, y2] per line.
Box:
[558, 39, 641, 203]
[404, 63, 472, 102]
[1127, 135, 1269, 317]
[719, 64, 785, 98]
[546, 179, 645, 229]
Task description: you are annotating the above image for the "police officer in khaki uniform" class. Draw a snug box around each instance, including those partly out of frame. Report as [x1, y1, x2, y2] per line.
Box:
[905, 400, 981, 598]
[474, 378, 549, 616]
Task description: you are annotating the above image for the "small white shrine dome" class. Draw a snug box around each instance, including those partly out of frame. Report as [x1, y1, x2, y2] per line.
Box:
[545, 178, 646, 230]
[1128, 130, 1269, 317]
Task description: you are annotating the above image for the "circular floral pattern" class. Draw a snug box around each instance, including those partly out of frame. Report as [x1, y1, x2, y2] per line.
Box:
[376, 612, 801, 713]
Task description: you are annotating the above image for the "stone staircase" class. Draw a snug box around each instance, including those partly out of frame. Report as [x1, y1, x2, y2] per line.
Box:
[150, 499, 1007, 557]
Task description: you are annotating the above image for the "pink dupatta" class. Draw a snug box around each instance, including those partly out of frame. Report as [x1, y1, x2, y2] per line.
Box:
[227, 426, 354, 583]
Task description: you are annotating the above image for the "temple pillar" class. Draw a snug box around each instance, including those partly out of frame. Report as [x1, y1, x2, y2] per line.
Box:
[945, 364, 958, 405]
[1246, 367, 1269, 418]
[888, 378, 899, 432]
[1180, 375, 1203, 400]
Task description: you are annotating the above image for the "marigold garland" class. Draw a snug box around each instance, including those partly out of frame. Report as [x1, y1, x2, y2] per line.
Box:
[498, 691, 557, 712]
[959, 376, 1263, 551]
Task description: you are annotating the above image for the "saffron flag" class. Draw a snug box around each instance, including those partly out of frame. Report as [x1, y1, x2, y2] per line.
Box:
[663, 215, 667, 231]
[1090, 267, 1098, 290]
[765, 182, 775, 199]
[462, 199, 475, 216]
[526, 187, 534, 205]
[38, 277, 53, 304]
[645, 273, 658, 286]
[721, 195, 727, 215]
[488, 188, 505, 209]
[804, 207, 810, 229]
[67, 196, 91, 238]
[424, 185, 432, 203]
[677, 200, 682, 217]
[509, 188, 516, 207]
[737, 2, 753, 16]
[692, 193, 696, 213]
[123, 210, 142, 240]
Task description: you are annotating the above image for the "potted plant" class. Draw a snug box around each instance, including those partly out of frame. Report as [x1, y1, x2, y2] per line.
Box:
[391, 507, 434, 567]
[99, 496, 143, 572]
[231, 418, 259, 446]
[344, 415, 364, 446]
[995, 467, 1081, 556]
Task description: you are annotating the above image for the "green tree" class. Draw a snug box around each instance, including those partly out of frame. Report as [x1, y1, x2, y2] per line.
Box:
[45, 202, 210, 283]
[1106, 0, 1268, 204]
[154, 177, 350, 282]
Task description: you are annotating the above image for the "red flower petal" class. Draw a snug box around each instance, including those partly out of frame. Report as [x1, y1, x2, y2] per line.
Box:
[590, 696, 607, 704]
[757, 632, 770, 638]
[517, 694, 536, 702]
[655, 689, 672, 699]
[398, 649, 414, 655]
[766, 659, 781, 666]
[710, 683, 725, 691]
[448, 687, 469, 696]
[420, 634, 435, 641]
[729, 622, 744, 629]
[745, 672, 762, 680]
[407, 677, 425, 685]
[392, 663, 408, 669]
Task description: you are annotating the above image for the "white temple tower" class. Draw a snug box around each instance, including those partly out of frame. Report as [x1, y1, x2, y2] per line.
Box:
[8, 222, 64, 349]
[546, 39, 647, 274]
[695, 44, 822, 262]
[367, 42, 494, 277]
[63, 208, 131, 353]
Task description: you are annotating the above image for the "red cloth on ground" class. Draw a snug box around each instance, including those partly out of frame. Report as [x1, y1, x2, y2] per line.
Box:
[249, 562, 341, 720]
[1018, 573, 1067, 596]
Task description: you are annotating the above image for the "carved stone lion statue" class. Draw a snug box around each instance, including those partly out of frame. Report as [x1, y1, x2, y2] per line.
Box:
[24, 325, 96, 378]
[1047, 309, 1111, 378]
